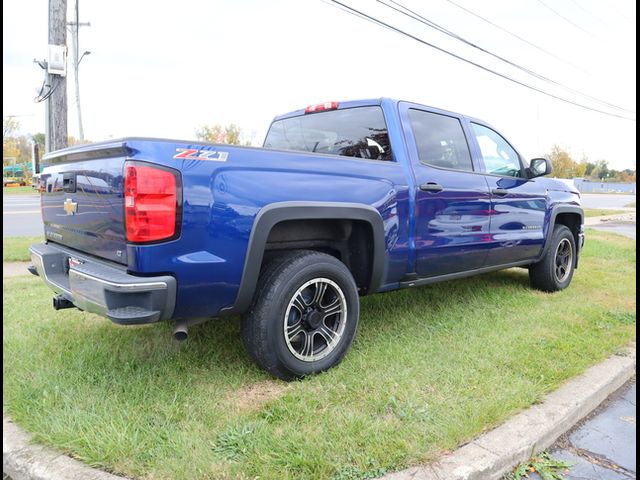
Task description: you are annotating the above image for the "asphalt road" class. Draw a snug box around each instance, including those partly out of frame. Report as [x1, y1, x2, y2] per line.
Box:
[3, 194, 43, 237]
[525, 382, 636, 480]
[580, 193, 636, 210]
[589, 222, 636, 240]
[2, 193, 636, 238]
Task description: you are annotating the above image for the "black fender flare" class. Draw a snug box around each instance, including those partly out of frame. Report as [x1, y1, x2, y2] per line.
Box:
[223, 201, 387, 314]
[537, 205, 584, 261]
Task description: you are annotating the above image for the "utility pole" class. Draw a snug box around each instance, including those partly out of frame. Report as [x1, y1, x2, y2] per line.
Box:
[48, 0, 68, 152]
[68, 0, 90, 142]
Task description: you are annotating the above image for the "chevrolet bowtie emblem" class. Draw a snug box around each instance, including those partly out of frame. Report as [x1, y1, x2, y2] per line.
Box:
[63, 198, 78, 215]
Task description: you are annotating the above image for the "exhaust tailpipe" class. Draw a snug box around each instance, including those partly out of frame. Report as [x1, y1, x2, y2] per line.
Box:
[173, 321, 188, 341]
[53, 295, 74, 310]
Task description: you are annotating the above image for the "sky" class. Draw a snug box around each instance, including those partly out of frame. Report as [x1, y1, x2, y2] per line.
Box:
[2, 0, 637, 170]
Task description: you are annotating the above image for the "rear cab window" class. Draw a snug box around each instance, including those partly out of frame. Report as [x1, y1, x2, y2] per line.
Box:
[264, 106, 393, 161]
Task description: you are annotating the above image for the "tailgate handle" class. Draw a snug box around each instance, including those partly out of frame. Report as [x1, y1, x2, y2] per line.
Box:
[62, 173, 76, 193]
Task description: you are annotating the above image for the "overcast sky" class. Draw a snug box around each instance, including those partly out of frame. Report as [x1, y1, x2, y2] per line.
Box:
[3, 0, 636, 170]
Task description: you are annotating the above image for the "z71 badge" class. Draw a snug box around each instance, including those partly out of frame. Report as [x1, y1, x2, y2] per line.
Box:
[173, 148, 228, 162]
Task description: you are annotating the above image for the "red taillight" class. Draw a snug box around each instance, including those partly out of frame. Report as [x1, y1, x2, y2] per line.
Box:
[304, 101, 339, 114]
[124, 163, 179, 243]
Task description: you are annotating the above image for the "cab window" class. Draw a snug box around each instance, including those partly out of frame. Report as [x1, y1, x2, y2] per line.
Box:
[471, 123, 523, 177]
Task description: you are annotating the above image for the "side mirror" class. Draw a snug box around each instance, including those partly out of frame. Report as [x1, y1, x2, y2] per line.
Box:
[528, 158, 553, 178]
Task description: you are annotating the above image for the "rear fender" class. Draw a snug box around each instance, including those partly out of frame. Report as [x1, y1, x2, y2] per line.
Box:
[223, 201, 386, 314]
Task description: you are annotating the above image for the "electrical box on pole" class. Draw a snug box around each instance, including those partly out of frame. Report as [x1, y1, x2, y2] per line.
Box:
[47, 44, 67, 76]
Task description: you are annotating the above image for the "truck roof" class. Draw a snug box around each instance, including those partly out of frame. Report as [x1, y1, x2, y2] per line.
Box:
[271, 97, 475, 123]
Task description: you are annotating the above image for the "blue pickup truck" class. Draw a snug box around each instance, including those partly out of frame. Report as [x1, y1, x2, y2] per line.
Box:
[30, 98, 584, 380]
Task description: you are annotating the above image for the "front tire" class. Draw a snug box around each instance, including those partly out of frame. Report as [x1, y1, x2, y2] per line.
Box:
[529, 225, 576, 292]
[242, 250, 360, 380]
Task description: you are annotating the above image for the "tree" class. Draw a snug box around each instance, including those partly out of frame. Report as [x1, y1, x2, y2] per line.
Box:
[3, 135, 32, 166]
[195, 123, 251, 146]
[547, 145, 578, 178]
[589, 160, 609, 181]
[3, 117, 20, 140]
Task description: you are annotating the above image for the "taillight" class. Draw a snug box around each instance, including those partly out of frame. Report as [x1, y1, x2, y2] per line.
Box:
[124, 162, 180, 243]
[305, 101, 339, 114]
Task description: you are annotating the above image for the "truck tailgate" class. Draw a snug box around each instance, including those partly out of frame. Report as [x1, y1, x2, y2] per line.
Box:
[40, 142, 129, 264]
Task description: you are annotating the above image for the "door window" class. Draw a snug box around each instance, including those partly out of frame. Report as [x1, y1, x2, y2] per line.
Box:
[471, 123, 523, 177]
[408, 109, 474, 172]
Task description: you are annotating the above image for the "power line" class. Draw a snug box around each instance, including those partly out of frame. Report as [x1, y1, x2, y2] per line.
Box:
[324, 0, 635, 121]
[535, 0, 596, 36]
[442, 0, 589, 75]
[377, 0, 635, 115]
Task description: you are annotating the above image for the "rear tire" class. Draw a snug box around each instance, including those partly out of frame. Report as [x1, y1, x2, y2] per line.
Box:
[529, 225, 576, 292]
[242, 250, 359, 380]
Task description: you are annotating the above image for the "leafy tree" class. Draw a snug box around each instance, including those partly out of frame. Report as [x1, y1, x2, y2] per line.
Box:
[589, 159, 609, 181]
[547, 145, 578, 178]
[32, 133, 45, 151]
[67, 135, 92, 146]
[575, 161, 587, 178]
[3, 117, 20, 140]
[195, 123, 251, 146]
[618, 169, 636, 183]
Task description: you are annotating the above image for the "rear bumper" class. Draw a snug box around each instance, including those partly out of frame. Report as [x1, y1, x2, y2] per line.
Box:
[29, 243, 176, 325]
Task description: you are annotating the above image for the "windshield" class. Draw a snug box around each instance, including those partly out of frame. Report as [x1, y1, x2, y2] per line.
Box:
[264, 106, 393, 161]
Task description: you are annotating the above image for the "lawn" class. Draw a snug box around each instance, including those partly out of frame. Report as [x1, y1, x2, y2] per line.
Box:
[3, 236, 42, 262]
[3, 186, 37, 195]
[583, 208, 627, 218]
[3, 230, 636, 480]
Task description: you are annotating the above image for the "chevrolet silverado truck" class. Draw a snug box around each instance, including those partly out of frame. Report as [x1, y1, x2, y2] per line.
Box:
[29, 98, 584, 380]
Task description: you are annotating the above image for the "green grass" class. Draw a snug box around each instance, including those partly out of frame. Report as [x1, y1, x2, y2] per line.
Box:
[3, 186, 37, 195]
[3, 230, 635, 480]
[583, 209, 627, 218]
[3, 236, 42, 262]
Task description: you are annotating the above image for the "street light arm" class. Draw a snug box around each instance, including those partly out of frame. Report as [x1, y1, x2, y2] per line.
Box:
[78, 51, 91, 65]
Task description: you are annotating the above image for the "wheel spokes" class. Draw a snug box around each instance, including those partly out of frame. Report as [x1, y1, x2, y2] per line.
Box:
[284, 277, 348, 362]
[287, 319, 304, 340]
[554, 239, 573, 282]
[321, 297, 343, 319]
[291, 292, 307, 313]
[310, 281, 328, 306]
[300, 331, 314, 358]
[316, 324, 339, 346]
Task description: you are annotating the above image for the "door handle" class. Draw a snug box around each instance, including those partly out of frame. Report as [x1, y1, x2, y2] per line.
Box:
[420, 182, 444, 193]
[492, 188, 509, 196]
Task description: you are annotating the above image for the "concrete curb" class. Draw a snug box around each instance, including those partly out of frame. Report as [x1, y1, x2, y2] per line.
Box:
[382, 345, 636, 480]
[4, 347, 635, 480]
[3, 418, 124, 480]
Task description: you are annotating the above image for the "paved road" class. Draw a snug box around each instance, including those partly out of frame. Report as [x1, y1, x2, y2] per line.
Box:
[527, 382, 636, 480]
[3, 194, 43, 237]
[589, 222, 636, 240]
[581, 193, 636, 210]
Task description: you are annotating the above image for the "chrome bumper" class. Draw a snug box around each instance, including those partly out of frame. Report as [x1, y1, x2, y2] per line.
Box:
[29, 243, 176, 324]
